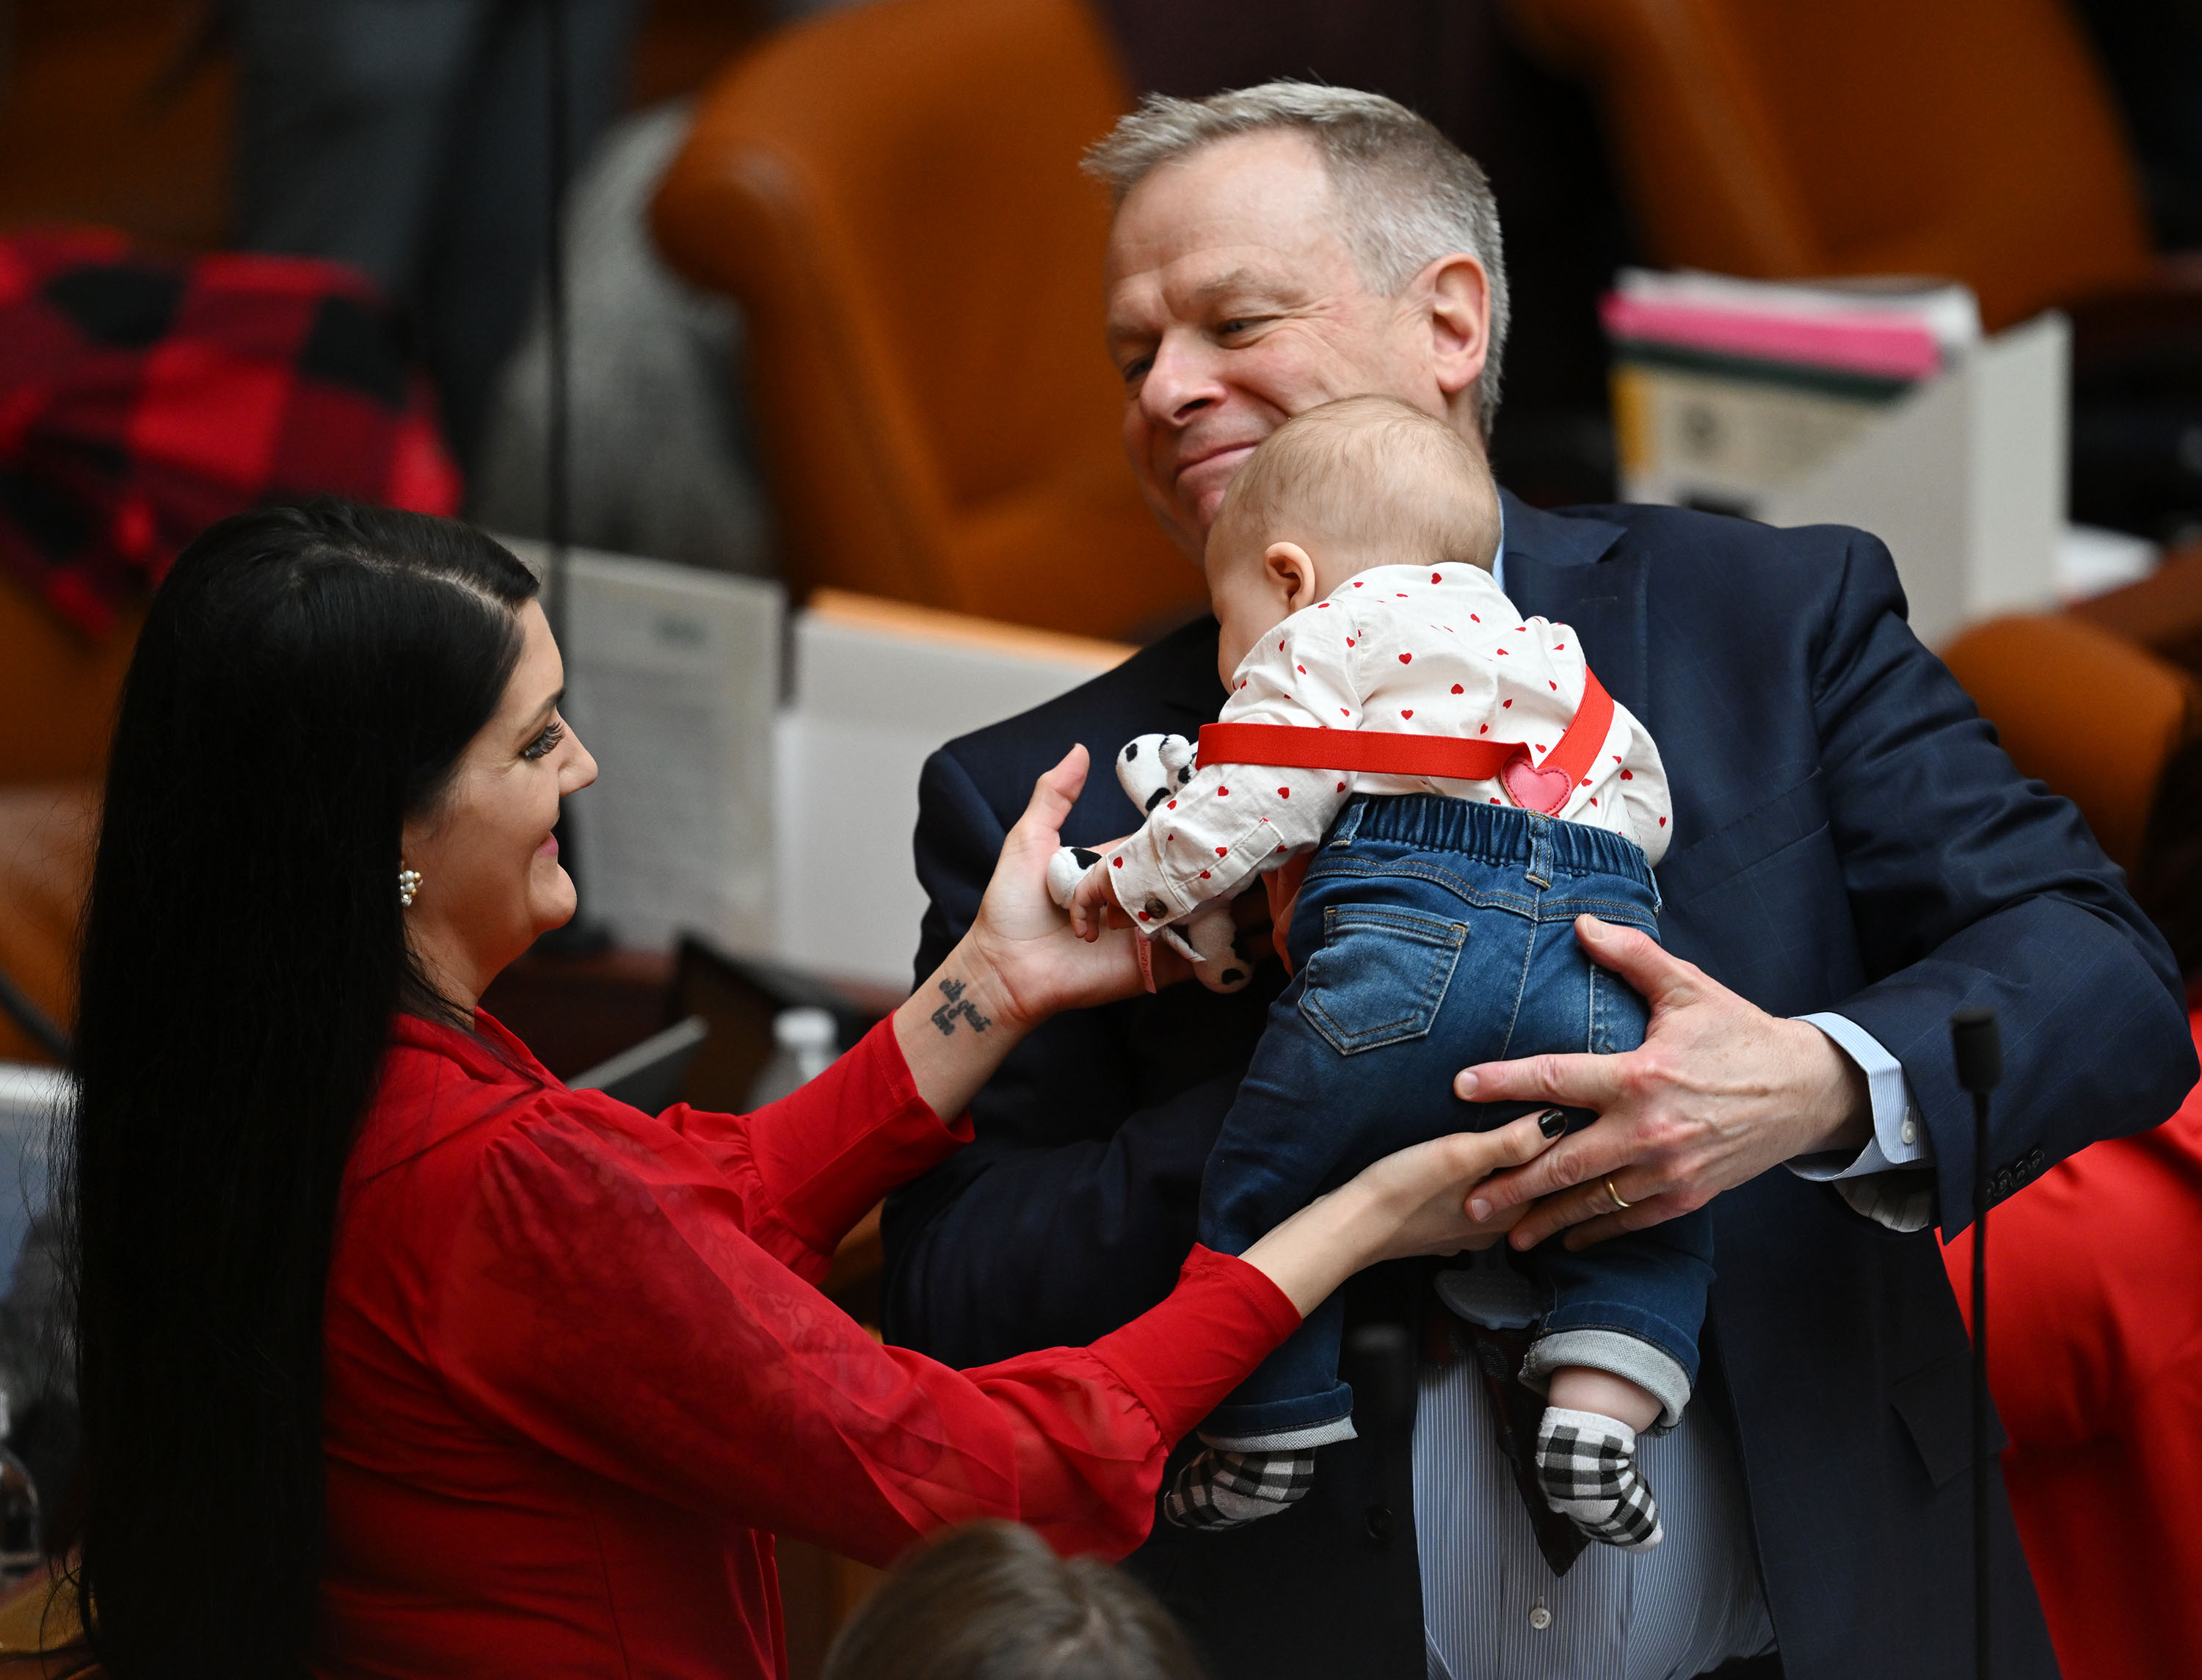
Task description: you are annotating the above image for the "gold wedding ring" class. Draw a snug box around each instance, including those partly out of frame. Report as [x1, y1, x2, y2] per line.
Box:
[1604, 1177, 1632, 1212]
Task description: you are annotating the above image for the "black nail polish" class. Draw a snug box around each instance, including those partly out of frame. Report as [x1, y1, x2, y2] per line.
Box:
[1538, 1108, 1568, 1138]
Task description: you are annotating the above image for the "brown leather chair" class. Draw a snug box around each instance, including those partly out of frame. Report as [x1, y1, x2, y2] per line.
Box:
[653, 0, 1204, 640]
[0, 1563, 95, 1678]
[1943, 612, 2196, 873]
[0, 782, 96, 1066]
[1505, 0, 2156, 331]
[0, 572, 126, 1064]
[0, 575, 134, 790]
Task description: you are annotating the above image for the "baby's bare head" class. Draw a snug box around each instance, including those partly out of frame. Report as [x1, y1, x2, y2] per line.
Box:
[1207, 396, 1502, 591]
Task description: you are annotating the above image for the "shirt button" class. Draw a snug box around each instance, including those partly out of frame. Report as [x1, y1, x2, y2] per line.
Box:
[1900, 1119, 1918, 1146]
[1528, 1601, 1552, 1632]
[1145, 898, 1167, 918]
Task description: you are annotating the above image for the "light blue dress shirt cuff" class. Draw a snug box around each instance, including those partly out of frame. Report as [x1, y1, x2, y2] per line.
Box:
[1789, 1011, 1930, 1176]
[1785, 1012, 1936, 1232]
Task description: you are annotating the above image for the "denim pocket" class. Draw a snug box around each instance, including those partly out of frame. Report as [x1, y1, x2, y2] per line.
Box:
[1297, 906, 1468, 1055]
[1588, 961, 1651, 1056]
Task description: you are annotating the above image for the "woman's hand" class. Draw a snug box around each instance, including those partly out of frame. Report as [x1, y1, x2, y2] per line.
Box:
[964, 746, 1189, 1025]
[1238, 1111, 1565, 1318]
[893, 747, 1185, 1121]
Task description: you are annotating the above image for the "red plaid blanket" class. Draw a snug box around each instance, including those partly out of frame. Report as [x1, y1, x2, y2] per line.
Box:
[0, 229, 460, 637]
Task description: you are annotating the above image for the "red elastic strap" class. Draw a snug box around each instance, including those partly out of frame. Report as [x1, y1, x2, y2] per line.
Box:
[1196, 670, 1616, 791]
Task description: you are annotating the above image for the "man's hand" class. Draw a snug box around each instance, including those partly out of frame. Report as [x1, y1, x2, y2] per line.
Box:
[1455, 915, 1872, 1251]
[1067, 857, 1126, 941]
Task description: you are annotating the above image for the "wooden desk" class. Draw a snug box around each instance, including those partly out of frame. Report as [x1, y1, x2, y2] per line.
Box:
[2070, 540, 2202, 675]
[0, 1564, 93, 1677]
[478, 945, 677, 1082]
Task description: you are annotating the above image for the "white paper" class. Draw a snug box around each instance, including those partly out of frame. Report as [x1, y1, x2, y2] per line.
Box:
[2058, 524, 2159, 602]
[504, 538, 785, 953]
[1615, 267, 1983, 352]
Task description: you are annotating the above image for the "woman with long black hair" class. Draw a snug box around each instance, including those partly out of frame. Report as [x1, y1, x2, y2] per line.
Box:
[64, 501, 1558, 1678]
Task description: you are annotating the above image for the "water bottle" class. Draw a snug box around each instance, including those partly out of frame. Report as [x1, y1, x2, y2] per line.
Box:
[746, 1007, 839, 1108]
[0, 1389, 40, 1583]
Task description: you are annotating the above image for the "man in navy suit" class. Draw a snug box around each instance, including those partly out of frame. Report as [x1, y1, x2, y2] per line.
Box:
[883, 84, 2194, 1679]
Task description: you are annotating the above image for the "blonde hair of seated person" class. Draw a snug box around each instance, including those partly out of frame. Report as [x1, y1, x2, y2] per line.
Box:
[821, 1521, 1207, 1680]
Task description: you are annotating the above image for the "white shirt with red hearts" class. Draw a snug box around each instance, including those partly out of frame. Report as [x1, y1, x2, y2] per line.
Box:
[1105, 561, 1671, 932]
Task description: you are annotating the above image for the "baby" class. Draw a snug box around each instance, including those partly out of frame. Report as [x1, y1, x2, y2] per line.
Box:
[1059, 396, 1708, 1552]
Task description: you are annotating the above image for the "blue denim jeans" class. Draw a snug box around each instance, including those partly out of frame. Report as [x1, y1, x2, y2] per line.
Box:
[1196, 795, 1715, 1446]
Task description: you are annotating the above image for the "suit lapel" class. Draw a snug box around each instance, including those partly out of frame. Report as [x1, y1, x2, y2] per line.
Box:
[1499, 493, 1651, 724]
[1154, 615, 1226, 732]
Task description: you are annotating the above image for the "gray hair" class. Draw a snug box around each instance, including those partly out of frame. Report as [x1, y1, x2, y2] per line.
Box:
[1083, 82, 1511, 437]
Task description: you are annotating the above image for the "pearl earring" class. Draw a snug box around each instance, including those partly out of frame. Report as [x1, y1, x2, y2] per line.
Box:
[398, 866, 423, 909]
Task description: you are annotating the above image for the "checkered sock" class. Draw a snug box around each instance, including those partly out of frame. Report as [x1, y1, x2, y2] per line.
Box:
[1163, 1448, 1316, 1530]
[1534, 1408, 1663, 1552]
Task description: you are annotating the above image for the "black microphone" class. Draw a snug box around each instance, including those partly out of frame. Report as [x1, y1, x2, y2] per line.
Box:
[1951, 1005, 2002, 1680]
[1953, 1008, 2002, 1096]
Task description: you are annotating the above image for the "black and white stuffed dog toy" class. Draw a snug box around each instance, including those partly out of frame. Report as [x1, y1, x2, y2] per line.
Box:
[1047, 733, 1259, 994]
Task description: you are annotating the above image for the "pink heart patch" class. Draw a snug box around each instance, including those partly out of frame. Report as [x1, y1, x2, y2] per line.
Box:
[1502, 752, 1572, 815]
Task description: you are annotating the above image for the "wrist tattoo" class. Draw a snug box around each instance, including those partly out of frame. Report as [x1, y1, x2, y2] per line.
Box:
[931, 975, 992, 1036]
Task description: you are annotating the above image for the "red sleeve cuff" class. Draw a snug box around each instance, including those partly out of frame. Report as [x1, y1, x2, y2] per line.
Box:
[1087, 1247, 1303, 1444]
[754, 1017, 972, 1253]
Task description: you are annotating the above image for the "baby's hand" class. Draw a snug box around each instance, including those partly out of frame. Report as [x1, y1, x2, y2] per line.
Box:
[1068, 860, 1123, 942]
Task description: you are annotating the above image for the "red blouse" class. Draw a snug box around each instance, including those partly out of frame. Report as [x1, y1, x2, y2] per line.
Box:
[316, 1011, 1301, 1679]
[1941, 1006, 2202, 1680]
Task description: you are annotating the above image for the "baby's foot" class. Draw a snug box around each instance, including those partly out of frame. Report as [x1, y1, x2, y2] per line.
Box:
[1163, 1447, 1315, 1530]
[1534, 1408, 1663, 1551]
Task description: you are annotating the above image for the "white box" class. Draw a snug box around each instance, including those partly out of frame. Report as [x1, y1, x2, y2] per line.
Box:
[1618, 313, 2071, 647]
[774, 593, 1133, 988]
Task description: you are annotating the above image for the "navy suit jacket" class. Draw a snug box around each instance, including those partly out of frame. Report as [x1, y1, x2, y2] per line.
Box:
[884, 497, 2195, 1680]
